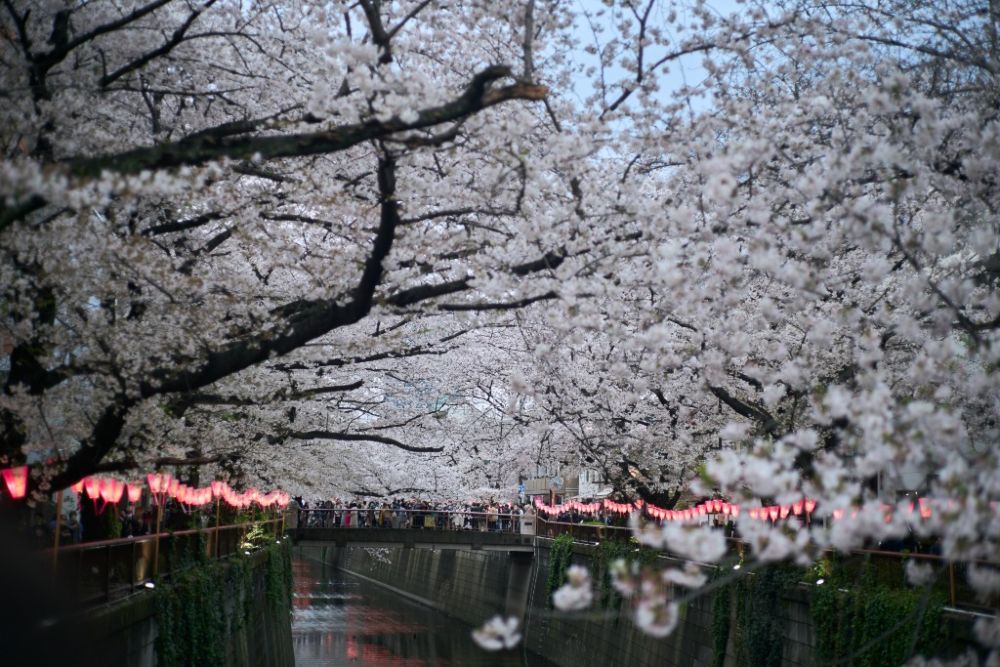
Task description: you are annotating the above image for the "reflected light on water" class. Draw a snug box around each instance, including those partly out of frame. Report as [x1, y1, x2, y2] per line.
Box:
[291, 556, 551, 667]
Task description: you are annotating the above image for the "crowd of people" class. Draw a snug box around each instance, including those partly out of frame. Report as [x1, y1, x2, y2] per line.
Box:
[291, 497, 643, 533]
[293, 498, 534, 532]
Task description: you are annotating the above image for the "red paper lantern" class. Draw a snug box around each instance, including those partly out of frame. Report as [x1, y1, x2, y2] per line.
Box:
[722, 502, 731, 515]
[127, 483, 142, 503]
[147, 472, 173, 505]
[768, 506, 779, 521]
[805, 498, 817, 513]
[1, 465, 28, 499]
[101, 479, 125, 504]
[83, 476, 100, 499]
[780, 505, 791, 519]
[147, 473, 161, 494]
[712, 499, 723, 513]
[792, 500, 804, 516]
[71, 478, 86, 494]
[731, 504, 741, 518]
[919, 498, 932, 519]
[832, 508, 844, 521]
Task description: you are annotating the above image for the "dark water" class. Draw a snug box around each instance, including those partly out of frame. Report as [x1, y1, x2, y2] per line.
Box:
[291, 555, 556, 667]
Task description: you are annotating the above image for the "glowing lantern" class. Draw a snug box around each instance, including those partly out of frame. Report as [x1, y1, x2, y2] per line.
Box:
[712, 499, 723, 513]
[211, 480, 224, 497]
[1, 465, 28, 499]
[832, 508, 844, 521]
[84, 476, 102, 499]
[780, 505, 791, 519]
[147, 472, 173, 505]
[749, 508, 759, 520]
[698, 504, 707, 516]
[731, 504, 740, 518]
[101, 479, 125, 504]
[918, 498, 932, 519]
[722, 502, 731, 515]
[71, 479, 86, 494]
[792, 500, 804, 516]
[768, 506, 779, 521]
[127, 483, 143, 503]
[147, 473, 162, 494]
[167, 477, 179, 497]
[805, 498, 817, 514]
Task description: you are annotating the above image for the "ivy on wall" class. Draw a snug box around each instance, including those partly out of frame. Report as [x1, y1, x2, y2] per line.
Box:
[732, 565, 801, 667]
[155, 540, 292, 667]
[811, 561, 944, 667]
[710, 568, 731, 667]
[709, 559, 947, 667]
[546, 533, 575, 609]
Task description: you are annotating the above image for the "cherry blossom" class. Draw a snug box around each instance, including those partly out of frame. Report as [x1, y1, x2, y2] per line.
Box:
[471, 615, 522, 651]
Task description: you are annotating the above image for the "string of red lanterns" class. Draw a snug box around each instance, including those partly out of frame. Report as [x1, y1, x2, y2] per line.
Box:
[0, 465, 290, 511]
[533, 496, 808, 523]
[533, 495, 968, 525]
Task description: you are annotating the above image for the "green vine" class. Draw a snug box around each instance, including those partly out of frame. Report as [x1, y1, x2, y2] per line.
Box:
[546, 533, 575, 608]
[266, 539, 294, 613]
[710, 567, 732, 667]
[811, 560, 944, 667]
[155, 540, 292, 666]
[732, 565, 801, 667]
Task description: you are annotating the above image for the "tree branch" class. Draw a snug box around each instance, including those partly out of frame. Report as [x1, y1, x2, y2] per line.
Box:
[290, 430, 443, 453]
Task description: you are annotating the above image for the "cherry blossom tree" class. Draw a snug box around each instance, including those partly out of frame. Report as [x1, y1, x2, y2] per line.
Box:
[0, 0, 559, 492]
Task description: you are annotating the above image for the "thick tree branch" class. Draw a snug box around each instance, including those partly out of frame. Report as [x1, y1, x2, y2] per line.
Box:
[290, 430, 443, 453]
[708, 385, 781, 436]
[65, 67, 545, 180]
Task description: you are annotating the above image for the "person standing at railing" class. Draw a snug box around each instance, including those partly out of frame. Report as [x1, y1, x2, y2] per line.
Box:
[66, 511, 82, 544]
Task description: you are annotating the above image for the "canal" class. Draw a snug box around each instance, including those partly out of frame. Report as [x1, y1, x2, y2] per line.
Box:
[291, 554, 557, 667]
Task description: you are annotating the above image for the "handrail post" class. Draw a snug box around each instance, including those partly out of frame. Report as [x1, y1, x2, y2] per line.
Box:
[152, 501, 163, 578]
[949, 562, 956, 607]
[104, 543, 111, 602]
[52, 489, 64, 574]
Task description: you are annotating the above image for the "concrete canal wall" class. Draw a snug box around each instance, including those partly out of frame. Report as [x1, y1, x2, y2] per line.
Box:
[305, 540, 976, 667]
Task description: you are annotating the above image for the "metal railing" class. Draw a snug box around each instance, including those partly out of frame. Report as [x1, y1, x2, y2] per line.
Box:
[294, 508, 526, 533]
[533, 515, 1000, 613]
[46, 517, 284, 606]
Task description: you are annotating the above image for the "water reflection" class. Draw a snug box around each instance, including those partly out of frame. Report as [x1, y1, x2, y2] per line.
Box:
[292, 555, 553, 667]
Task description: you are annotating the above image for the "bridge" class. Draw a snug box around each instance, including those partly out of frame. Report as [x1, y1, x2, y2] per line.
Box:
[293, 526, 535, 552]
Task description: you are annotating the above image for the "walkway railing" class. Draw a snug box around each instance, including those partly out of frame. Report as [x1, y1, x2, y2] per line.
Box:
[533, 515, 1000, 613]
[295, 508, 524, 533]
[47, 517, 284, 606]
